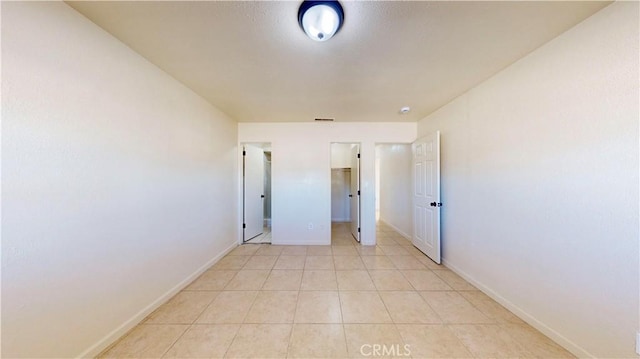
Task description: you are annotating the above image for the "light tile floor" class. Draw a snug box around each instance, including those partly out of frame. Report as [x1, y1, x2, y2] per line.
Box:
[100, 222, 575, 358]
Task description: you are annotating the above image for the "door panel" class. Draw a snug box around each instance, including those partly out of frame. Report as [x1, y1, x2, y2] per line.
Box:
[412, 132, 441, 263]
[350, 145, 360, 242]
[414, 162, 424, 197]
[414, 205, 426, 244]
[244, 145, 264, 241]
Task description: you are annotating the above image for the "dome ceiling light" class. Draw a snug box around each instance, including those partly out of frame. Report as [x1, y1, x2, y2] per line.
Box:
[298, 1, 344, 42]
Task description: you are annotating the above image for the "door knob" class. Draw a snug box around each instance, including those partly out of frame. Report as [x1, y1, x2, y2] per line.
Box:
[430, 202, 437, 207]
[261, 194, 265, 198]
[349, 194, 353, 198]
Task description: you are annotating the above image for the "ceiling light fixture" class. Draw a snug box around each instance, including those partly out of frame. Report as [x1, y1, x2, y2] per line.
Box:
[298, 1, 344, 42]
[400, 106, 411, 114]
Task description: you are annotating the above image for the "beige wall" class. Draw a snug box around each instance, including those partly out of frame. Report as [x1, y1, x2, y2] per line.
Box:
[417, 2, 639, 357]
[2, 2, 238, 357]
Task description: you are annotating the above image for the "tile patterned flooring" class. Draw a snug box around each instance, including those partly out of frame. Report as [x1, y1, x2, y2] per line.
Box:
[100, 223, 574, 358]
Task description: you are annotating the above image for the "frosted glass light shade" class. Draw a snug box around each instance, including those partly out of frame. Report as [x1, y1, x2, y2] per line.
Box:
[298, 1, 344, 42]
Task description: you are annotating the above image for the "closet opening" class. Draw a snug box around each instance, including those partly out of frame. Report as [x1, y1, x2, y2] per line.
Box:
[242, 143, 272, 244]
[330, 143, 360, 244]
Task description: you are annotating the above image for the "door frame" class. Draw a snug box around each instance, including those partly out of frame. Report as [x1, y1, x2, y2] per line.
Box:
[350, 144, 361, 243]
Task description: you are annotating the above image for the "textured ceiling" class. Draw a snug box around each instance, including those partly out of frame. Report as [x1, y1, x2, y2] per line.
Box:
[67, 1, 609, 122]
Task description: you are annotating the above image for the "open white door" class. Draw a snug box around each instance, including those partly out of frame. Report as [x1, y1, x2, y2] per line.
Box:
[243, 145, 264, 241]
[412, 132, 441, 263]
[350, 145, 361, 242]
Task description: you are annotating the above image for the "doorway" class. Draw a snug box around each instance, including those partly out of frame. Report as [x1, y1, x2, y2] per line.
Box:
[330, 143, 360, 243]
[375, 144, 413, 240]
[375, 139, 441, 263]
[242, 143, 272, 244]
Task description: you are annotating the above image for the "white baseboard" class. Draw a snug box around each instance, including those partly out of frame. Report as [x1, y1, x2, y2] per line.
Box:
[441, 258, 594, 359]
[77, 241, 238, 358]
[331, 218, 350, 223]
[272, 240, 331, 246]
[378, 219, 411, 240]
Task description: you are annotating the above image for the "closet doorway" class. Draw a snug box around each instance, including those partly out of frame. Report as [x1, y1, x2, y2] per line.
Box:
[330, 143, 360, 243]
[242, 143, 272, 244]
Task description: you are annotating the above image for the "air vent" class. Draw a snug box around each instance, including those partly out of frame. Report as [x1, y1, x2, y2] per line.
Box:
[315, 118, 334, 122]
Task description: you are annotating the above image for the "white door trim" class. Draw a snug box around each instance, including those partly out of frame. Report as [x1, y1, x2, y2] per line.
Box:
[350, 145, 361, 242]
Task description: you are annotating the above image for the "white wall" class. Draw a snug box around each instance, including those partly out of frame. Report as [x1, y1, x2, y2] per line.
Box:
[238, 122, 416, 245]
[376, 144, 412, 237]
[2, 2, 238, 357]
[417, 2, 639, 357]
[330, 143, 353, 168]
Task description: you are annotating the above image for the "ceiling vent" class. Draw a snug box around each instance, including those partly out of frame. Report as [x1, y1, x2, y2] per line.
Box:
[315, 118, 334, 122]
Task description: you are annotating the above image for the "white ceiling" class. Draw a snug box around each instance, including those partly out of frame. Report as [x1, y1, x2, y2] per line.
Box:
[68, 1, 609, 123]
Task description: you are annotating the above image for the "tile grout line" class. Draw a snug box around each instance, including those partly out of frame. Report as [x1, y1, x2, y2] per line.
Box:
[280, 248, 297, 357]
[157, 323, 190, 358]
[390, 322, 412, 359]
[220, 323, 242, 358]
[334, 227, 352, 358]
[336, 284, 349, 357]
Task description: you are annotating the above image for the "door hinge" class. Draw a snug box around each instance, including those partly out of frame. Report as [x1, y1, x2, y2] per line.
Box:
[242, 150, 246, 156]
[243, 223, 246, 229]
[358, 227, 361, 233]
[357, 153, 360, 159]
[357, 190, 360, 196]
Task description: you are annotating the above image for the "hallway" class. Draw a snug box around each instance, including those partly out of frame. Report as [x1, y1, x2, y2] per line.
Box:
[99, 223, 573, 358]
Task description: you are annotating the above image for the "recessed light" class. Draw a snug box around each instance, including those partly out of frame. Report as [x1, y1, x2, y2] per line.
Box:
[400, 106, 411, 114]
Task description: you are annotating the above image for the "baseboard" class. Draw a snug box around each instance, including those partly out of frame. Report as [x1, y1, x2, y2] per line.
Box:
[77, 241, 238, 358]
[272, 240, 331, 246]
[441, 258, 595, 359]
[378, 219, 411, 240]
[331, 218, 350, 223]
